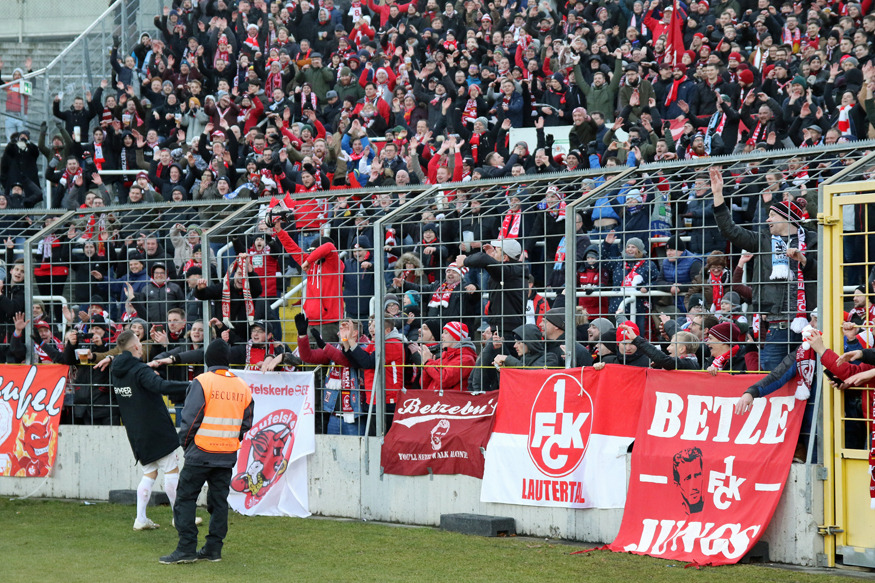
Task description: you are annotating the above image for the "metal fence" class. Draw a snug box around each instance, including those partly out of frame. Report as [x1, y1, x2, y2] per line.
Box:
[6, 140, 875, 446]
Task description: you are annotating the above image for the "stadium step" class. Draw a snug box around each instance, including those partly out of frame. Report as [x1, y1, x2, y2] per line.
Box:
[0, 40, 75, 72]
[440, 513, 516, 537]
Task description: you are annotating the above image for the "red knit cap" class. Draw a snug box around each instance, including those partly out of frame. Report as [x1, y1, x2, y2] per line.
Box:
[709, 322, 743, 344]
[443, 322, 469, 341]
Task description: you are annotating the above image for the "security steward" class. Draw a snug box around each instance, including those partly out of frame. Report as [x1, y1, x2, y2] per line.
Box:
[160, 339, 254, 565]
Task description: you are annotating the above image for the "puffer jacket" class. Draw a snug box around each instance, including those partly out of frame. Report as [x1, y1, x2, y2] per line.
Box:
[421, 339, 478, 392]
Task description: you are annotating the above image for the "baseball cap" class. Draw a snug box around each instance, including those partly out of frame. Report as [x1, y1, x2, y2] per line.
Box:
[490, 239, 522, 259]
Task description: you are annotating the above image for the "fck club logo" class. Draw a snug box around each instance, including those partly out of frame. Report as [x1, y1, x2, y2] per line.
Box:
[527, 375, 593, 478]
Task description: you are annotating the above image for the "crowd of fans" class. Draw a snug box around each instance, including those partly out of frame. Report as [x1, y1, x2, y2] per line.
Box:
[0, 0, 874, 443]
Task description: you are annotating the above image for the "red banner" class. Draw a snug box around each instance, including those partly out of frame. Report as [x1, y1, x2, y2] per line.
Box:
[481, 367, 646, 508]
[0, 365, 68, 477]
[382, 390, 498, 478]
[609, 369, 804, 566]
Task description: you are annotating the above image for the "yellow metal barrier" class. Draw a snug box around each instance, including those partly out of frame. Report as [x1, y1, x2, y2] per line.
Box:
[821, 178, 875, 568]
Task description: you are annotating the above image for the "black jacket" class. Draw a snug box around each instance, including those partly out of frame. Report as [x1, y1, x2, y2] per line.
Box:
[631, 336, 700, 370]
[110, 350, 190, 464]
[464, 251, 526, 335]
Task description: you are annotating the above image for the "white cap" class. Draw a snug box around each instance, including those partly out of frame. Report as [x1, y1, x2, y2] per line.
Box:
[490, 239, 522, 259]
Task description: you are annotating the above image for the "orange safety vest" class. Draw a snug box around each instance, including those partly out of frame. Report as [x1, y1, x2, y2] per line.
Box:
[194, 369, 253, 453]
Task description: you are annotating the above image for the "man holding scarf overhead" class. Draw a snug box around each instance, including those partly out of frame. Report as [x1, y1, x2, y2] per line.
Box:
[711, 167, 817, 372]
[192, 253, 262, 345]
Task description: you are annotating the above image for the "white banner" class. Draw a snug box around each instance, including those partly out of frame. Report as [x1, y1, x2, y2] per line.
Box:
[228, 371, 316, 517]
[480, 368, 644, 509]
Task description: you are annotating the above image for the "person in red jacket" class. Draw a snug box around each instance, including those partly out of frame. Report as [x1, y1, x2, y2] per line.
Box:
[342, 314, 405, 428]
[365, 0, 413, 28]
[273, 222, 344, 342]
[420, 322, 477, 392]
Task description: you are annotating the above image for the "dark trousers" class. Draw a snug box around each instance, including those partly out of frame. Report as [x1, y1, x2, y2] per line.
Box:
[173, 464, 232, 553]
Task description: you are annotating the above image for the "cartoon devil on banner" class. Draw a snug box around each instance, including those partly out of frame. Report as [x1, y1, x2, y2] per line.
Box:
[228, 371, 315, 517]
[0, 365, 67, 478]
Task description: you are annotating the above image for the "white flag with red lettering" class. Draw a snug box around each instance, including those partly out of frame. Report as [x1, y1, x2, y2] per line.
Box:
[480, 367, 645, 509]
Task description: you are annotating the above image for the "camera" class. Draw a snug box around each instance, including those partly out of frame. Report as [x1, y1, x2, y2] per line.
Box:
[266, 206, 295, 227]
[629, 137, 641, 148]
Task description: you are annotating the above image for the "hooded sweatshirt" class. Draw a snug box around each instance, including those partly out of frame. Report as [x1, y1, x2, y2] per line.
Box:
[503, 324, 560, 368]
[109, 350, 190, 464]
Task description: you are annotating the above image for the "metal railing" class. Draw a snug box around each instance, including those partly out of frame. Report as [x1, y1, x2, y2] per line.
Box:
[8, 140, 875, 438]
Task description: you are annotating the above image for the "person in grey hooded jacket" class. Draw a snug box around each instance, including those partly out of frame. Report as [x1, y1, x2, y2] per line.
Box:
[493, 324, 559, 369]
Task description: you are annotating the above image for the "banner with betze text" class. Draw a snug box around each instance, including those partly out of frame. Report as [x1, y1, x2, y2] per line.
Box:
[609, 369, 803, 566]
[229, 371, 315, 517]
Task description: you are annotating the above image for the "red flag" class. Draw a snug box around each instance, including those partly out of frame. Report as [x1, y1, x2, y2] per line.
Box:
[382, 390, 498, 478]
[608, 369, 804, 566]
[666, 0, 684, 66]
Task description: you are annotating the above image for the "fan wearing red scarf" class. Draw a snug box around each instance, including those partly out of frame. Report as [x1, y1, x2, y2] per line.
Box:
[602, 230, 660, 338]
[9, 315, 63, 364]
[705, 321, 748, 374]
[420, 322, 478, 392]
[192, 253, 263, 345]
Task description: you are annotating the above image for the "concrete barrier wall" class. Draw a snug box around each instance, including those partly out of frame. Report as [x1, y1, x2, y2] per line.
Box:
[0, 427, 824, 566]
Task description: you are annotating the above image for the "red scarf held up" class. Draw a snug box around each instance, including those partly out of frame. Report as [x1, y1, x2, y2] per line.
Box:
[499, 208, 522, 239]
[221, 258, 254, 329]
[428, 280, 460, 309]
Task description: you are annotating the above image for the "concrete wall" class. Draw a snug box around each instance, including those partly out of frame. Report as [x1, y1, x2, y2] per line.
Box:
[0, 428, 824, 566]
[0, 0, 109, 39]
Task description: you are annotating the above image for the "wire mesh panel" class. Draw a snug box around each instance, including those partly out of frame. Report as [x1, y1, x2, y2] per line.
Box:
[6, 137, 875, 435]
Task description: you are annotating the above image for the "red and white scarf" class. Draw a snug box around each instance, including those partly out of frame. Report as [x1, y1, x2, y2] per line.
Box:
[782, 26, 801, 53]
[244, 34, 260, 53]
[300, 91, 318, 114]
[93, 143, 105, 170]
[790, 226, 808, 333]
[428, 280, 460, 309]
[60, 167, 83, 187]
[462, 98, 478, 125]
[794, 341, 816, 400]
[266, 70, 283, 93]
[749, 120, 768, 144]
[221, 258, 254, 329]
[622, 259, 646, 287]
[34, 336, 62, 363]
[245, 341, 275, 370]
[548, 200, 566, 220]
[710, 268, 727, 309]
[326, 366, 355, 414]
[499, 208, 522, 239]
[711, 344, 741, 370]
[838, 104, 854, 136]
